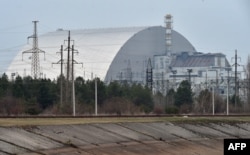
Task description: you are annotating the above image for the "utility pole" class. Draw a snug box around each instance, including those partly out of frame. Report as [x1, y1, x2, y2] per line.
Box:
[146, 58, 153, 91]
[65, 31, 71, 106]
[226, 68, 230, 115]
[72, 45, 76, 116]
[60, 45, 63, 107]
[95, 76, 98, 116]
[166, 80, 169, 94]
[63, 31, 75, 108]
[126, 60, 132, 84]
[234, 50, 237, 108]
[161, 72, 164, 95]
[66, 31, 71, 82]
[71, 45, 82, 116]
[52, 45, 64, 106]
[205, 71, 208, 89]
[171, 70, 177, 90]
[187, 69, 192, 83]
[22, 21, 45, 79]
[212, 85, 215, 115]
[232, 50, 241, 107]
[52, 31, 83, 115]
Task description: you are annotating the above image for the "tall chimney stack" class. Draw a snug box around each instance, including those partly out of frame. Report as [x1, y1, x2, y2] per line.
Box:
[165, 14, 173, 55]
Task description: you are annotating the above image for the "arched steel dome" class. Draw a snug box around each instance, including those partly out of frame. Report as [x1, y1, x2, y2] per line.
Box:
[6, 26, 196, 82]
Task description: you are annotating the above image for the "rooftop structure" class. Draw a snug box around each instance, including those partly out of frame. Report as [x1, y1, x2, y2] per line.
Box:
[170, 52, 230, 68]
[153, 52, 233, 95]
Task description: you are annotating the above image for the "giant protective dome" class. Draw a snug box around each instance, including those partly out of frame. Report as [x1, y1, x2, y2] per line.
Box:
[6, 26, 196, 83]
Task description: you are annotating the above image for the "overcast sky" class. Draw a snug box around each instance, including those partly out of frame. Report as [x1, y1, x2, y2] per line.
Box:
[0, 0, 249, 74]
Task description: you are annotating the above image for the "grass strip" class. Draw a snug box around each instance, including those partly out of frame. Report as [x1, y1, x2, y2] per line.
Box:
[0, 116, 249, 127]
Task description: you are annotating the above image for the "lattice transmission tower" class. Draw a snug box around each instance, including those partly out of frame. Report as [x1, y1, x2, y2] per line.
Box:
[146, 58, 153, 90]
[22, 21, 45, 79]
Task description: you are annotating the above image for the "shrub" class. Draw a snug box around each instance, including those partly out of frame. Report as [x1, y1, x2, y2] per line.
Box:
[101, 97, 141, 115]
[165, 106, 179, 114]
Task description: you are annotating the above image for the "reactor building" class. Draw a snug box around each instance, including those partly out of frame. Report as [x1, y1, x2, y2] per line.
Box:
[5, 15, 233, 96]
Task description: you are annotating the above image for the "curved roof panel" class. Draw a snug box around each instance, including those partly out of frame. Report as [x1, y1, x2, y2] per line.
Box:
[6, 27, 146, 80]
[105, 26, 196, 83]
[6, 26, 196, 82]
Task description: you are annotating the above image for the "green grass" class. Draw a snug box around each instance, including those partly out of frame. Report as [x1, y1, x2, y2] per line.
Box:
[0, 116, 249, 127]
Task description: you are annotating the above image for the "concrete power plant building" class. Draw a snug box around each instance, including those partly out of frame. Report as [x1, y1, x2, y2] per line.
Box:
[5, 15, 233, 96]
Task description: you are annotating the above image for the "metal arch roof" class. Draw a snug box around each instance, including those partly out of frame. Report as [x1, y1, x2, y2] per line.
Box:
[6, 26, 197, 81]
[105, 26, 197, 83]
[6, 27, 147, 80]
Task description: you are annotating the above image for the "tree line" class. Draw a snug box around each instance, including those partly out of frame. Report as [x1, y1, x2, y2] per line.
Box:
[0, 74, 154, 115]
[0, 72, 249, 115]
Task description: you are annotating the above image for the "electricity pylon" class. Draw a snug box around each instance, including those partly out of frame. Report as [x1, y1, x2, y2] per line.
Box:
[146, 58, 153, 90]
[232, 49, 241, 107]
[55, 31, 82, 116]
[52, 45, 65, 106]
[22, 21, 45, 79]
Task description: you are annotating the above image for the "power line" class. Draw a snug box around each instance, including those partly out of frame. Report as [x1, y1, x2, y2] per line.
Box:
[52, 31, 83, 115]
